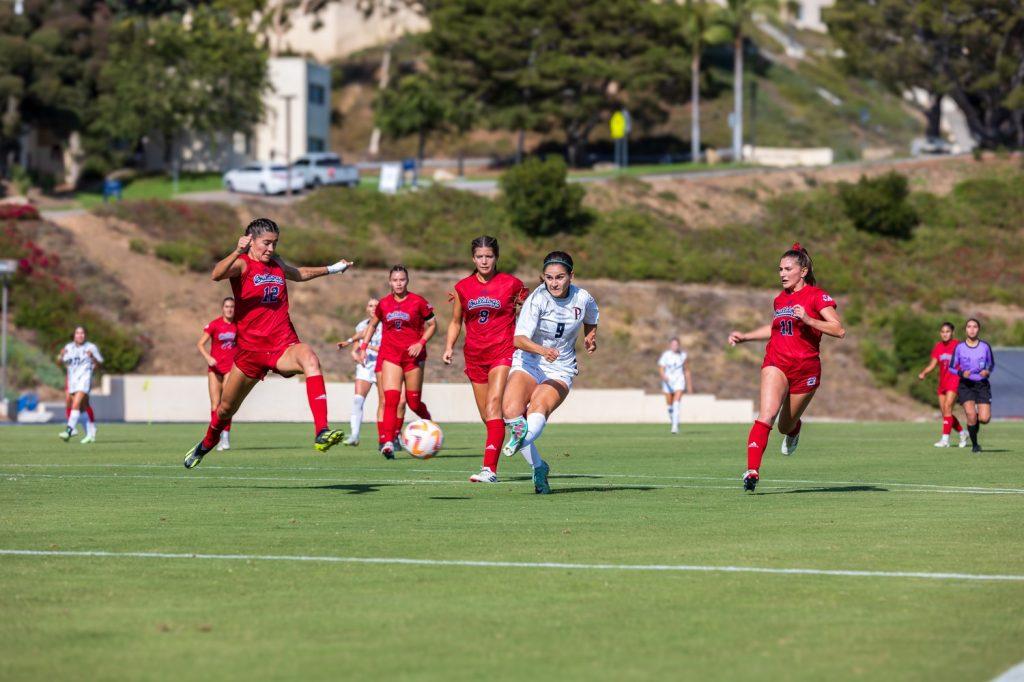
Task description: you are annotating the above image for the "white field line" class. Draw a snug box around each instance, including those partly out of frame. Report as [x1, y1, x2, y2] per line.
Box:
[1, 463, 1023, 495]
[1, 548, 1023, 583]
[993, 660, 1024, 682]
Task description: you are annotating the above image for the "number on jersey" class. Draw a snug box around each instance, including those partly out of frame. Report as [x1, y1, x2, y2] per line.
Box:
[779, 320, 794, 336]
[262, 285, 281, 303]
[478, 309, 490, 324]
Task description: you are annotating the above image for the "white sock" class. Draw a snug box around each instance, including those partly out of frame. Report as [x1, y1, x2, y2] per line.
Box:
[519, 413, 547, 451]
[67, 410, 80, 431]
[521, 443, 542, 468]
[667, 405, 673, 422]
[671, 401, 681, 430]
[350, 395, 365, 439]
[87, 421, 97, 437]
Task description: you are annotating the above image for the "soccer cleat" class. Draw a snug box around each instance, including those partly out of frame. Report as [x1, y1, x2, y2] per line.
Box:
[380, 441, 395, 460]
[533, 460, 551, 494]
[502, 417, 528, 457]
[183, 441, 212, 469]
[933, 439, 950, 448]
[743, 469, 759, 492]
[958, 431, 969, 448]
[469, 467, 498, 483]
[69, 427, 79, 437]
[314, 428, 345, 453]
[79, 434, 95, 444]
[58, 427, 72, 442]
[972, 443, 982, 453]
[670, 427, 679, 434]
[343, 435, 360, 447]
[781, 432, 800, 455]
[393, 436, 403, 452]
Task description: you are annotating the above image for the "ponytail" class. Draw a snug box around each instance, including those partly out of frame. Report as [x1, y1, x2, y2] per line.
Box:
[782, 242, 815, 286]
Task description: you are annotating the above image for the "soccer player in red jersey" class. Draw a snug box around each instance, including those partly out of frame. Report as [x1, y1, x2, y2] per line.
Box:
[357, 265, 437, 459]
[197, 296, 238, 451]
[442, 236, 529, 483]
[184, 218, 353, 469]
[917, 321, 968, 448]
[728, 243, 846, 491]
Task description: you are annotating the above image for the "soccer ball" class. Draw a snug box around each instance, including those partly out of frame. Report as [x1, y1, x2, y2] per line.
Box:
[401, 420, 444, 459]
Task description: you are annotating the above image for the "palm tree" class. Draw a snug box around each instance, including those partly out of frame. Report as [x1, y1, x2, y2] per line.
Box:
[721, 0, 778, 161]
[681, 0, 731, 162]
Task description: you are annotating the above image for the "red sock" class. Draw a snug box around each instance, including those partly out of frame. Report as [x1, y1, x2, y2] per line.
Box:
[202, 411, 230, 449]
[211, 411, 233, 433]
[784, 419, 802, 437]
[377, 421, 387, 444]
[383, 390, 401, 442]
[942, 416, 953, 436]
[65, 405, 71, 419]
[405, 391, 431, 420]
[950, 415, 962, 433]
[305, 375, 329, 434]
[746, 420, 772, 472]
[483, 419, 504, 471]
[85, 405, 95, 422]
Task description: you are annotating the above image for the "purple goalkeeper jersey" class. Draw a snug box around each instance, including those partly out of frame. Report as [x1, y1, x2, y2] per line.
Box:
[949, 340, 995, 381]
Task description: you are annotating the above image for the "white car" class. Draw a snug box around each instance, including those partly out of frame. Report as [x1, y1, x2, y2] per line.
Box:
[292, 153, 360, 188]
[223, 163, 305, 195]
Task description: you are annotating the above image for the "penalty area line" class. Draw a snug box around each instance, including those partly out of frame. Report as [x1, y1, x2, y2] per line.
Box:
[1, 549, 1023, 583]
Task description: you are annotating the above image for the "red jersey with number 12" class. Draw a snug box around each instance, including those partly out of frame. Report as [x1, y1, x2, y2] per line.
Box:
[764, 284, 836, 365]
[377, 292, 434, 358]
[230, 253, 299, 352]
[455, 272, 528, 364]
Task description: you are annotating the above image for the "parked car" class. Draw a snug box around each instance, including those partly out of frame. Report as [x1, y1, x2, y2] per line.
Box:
[223, 163, 305, 195]
[910, 136, 953, 156]
[292, 153, 360, 188]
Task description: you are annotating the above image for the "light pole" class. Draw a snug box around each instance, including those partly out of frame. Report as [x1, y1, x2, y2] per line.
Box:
[282, 94, 296, 197]
[0, 259, 17, 412]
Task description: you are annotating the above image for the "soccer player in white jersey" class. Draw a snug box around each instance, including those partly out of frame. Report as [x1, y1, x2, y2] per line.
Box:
[501, 251, 599, 494]
[658, 337, 692, 434]
[56, 326, 103, 443]
[337, 299, 405, 447]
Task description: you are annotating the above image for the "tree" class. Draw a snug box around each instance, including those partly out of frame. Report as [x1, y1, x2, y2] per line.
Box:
[679, 0, 730, 162]
[425, 0, 690, 166]
[93, 6, 268, 166]
[827, 0, 1024, 148]
[719, 0, 777, 161]
[374, 73, 448, 161]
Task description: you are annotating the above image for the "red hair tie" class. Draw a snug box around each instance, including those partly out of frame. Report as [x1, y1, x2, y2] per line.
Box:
[791, 242, 803, 252]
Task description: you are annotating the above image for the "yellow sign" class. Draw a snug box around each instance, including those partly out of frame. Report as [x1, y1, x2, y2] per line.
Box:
[610, 111, 626, 140]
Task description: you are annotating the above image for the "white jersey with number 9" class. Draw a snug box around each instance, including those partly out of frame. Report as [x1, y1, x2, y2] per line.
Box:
[513, 284, 599, 376]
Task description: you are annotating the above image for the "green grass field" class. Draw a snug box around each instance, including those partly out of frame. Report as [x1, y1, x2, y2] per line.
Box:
[2, 422, 1023, 681]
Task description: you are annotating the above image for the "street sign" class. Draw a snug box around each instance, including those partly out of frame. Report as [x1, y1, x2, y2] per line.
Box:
[379, 163, 402, 194]
[0, 260, 17, 275]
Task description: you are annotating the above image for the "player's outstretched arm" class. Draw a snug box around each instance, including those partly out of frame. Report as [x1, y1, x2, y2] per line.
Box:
[277, 256, 352, 282]
[918, 357, 938, 380]
[197, 332, 217, 367]
[728, 324, 772, 346]
[442, 295, 463, 365]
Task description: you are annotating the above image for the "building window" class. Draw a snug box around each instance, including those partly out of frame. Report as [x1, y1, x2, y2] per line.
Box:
[309, 84, 326, 106]
[308, 137, 325, 152]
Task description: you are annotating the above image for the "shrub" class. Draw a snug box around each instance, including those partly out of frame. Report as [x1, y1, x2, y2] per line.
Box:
[500, 157, 589, 236]
[838, 172, 919, 239]
[155, 240, 208, 271]
[128, 238, 149, 254]
[0, 204, 40, 221]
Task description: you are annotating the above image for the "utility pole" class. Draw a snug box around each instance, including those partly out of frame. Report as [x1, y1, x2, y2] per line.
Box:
[282, 94, 296, 197]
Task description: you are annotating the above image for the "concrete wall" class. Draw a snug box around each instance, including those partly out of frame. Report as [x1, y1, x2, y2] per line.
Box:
[742, 145, 834, 167]
[70, 375, 753, 424]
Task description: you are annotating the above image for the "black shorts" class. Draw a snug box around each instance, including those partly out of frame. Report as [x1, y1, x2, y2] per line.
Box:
[957, 378, 992, 405]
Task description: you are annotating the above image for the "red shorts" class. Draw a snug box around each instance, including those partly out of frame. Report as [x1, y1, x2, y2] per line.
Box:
[208, 357, 235, 377]
[763, 354, 821, 395]
[464, 356, 513, 384]
[376, 349, 426, 373]
[938, 375, 960, 395]
[234, 346, 292, 381]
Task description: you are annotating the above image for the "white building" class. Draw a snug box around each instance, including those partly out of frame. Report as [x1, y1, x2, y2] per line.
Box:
[251, 57, 332, 163]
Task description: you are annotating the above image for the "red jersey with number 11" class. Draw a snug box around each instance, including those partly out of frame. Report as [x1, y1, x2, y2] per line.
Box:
[455, 272, 528, 364]
[764, 284, 836, 365]
[230, 253, 300, 352]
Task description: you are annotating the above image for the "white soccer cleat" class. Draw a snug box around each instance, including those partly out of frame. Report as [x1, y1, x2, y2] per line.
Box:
[670, 427, 679, 434]
[469, 467, 498, 483]
[933, 439, 950, 448]
[69, 427, 79, 437]
[216, 433, 231, 451]
[79, 434, 95, 444]
[958, 431, 969, 448]
[343, 435, 360, 446]
[781, 432, 800, 456]
[58, 428, 71, 442]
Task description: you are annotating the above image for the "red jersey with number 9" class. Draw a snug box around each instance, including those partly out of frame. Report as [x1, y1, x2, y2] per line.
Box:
[230, 253, 300, 352]
[377, 292, 434, 359]
[764, 284, 836, 366]
[455, 272, 528, 365]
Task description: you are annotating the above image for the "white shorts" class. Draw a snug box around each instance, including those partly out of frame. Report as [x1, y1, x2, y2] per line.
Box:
[662, 378, 685, 394]
[355, 363, 377, 384]
[67, 374, 93, 395]
[511, 357, 575, 391]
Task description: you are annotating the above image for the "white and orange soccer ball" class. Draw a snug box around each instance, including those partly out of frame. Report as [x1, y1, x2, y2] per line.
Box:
[401, 419, 444, 459]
